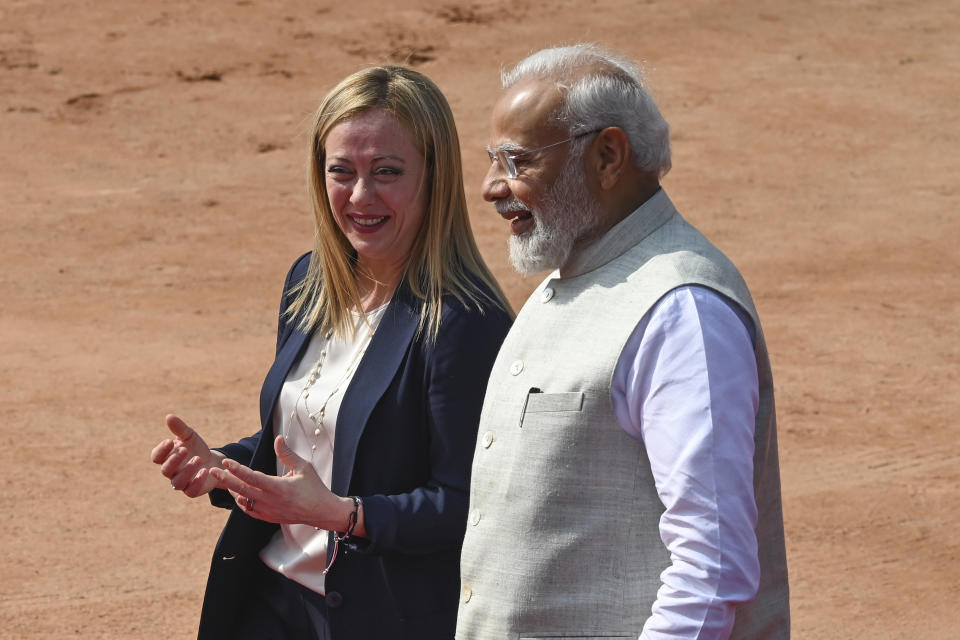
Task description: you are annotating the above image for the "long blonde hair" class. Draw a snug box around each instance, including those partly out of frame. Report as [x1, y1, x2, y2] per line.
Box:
[287, 66, 511, 340]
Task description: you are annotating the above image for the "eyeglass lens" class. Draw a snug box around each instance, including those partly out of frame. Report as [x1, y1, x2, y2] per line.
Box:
[487, 150, 518, 179]
[488, 129, 603, 180]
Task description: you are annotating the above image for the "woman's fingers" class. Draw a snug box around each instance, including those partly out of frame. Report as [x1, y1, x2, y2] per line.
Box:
[182, 467, 214, 498]
[211, 463, 282, 519]
[165, 414, 196, 443]
[210, 460, 344, 529]
[228, 489, 258, 512]
[159, 446, 189, 479]
[220, 458, 274, 488]
[150, 439, 175, 464]
[169, 454, 203, 492]
[213, 469, 272, 520]
[274, 435, 307, 473]
[211, 463, 259, 496]
[164, 415, 211, 459]
[156, 415, 222, 493]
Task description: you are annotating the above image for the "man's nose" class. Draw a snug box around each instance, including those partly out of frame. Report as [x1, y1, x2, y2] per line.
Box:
[481, 165, 510, 203]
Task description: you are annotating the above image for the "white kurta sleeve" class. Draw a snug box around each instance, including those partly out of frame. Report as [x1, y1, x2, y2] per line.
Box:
[612, 285, 761, 639]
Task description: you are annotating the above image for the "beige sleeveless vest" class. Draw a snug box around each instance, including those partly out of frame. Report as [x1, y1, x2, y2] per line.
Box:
[457, 190, 789, 639]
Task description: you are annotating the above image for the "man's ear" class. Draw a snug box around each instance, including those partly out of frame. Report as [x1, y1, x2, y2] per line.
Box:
[591, 127, 631, 191]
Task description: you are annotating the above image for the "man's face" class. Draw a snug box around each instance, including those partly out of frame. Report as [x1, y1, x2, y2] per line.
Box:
[483, 80, 599, 274]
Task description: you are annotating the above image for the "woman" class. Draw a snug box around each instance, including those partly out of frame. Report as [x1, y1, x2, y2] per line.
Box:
[151, 66, 512, 639]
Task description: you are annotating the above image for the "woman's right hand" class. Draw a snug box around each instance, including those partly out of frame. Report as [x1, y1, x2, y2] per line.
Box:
[151, 414, 226, 498]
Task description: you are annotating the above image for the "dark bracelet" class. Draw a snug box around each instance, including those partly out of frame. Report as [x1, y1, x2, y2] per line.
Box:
[322, 496, 362, 576]
[342, 496, 361, 539]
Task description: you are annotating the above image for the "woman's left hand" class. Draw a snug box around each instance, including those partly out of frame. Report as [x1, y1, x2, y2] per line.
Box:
[210, 435, 361, 534]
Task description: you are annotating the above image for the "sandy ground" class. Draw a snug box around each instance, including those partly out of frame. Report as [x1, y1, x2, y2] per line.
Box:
[2, 0, 958, 637]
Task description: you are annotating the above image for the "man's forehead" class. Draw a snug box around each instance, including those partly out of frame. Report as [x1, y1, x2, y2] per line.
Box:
[489, 78, 567, 147]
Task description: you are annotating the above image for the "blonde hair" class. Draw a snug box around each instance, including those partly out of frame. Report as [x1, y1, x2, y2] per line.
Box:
[287, 66, 511, 340]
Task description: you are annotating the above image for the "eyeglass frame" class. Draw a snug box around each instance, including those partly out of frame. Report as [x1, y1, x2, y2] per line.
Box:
[486, 128, 605, 179]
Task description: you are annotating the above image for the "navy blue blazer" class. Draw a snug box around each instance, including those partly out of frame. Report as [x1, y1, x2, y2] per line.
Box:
[196, 252, 511, 639]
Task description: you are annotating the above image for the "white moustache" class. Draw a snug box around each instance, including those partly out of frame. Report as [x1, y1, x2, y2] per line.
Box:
[495, 198, 528, 215]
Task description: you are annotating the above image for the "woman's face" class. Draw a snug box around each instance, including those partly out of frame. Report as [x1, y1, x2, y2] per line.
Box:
[323, 109, 429, 276]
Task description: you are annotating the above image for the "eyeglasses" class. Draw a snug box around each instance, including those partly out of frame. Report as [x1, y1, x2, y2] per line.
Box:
[487, 128, 604, 179]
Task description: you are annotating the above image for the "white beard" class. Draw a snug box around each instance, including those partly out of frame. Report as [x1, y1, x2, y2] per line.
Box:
[506, 150, 600, 274]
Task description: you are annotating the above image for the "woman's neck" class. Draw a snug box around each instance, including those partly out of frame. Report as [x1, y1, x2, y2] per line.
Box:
[354, 261, 404, 312]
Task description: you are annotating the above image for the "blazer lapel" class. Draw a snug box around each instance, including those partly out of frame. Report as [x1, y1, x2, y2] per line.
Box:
[258, 325, 311, 438]
[331, 288, 420, 496]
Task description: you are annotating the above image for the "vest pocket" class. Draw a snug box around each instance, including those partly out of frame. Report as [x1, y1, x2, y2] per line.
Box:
[519, 636, 633, 639]
[523, 391, 584, 413]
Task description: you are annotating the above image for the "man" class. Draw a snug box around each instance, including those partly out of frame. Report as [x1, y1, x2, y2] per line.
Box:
[457, 45, 790, 639]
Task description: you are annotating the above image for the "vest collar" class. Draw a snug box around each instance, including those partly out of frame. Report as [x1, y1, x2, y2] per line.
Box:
[562, 187, 676, 278]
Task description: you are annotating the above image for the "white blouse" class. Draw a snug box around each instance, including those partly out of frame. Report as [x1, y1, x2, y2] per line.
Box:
[259, 303, 388, 594]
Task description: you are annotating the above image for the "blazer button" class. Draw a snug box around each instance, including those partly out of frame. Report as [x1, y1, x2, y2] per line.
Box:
[481, 431, 495, 449]
[460, 585, 473, 604]
[325, 591, 343, 608]
[509, 360, 524, 376]
[469, 508, 481, 526]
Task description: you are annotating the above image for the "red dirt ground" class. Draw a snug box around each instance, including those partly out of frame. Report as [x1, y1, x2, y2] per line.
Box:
[2, 1, 957, 637]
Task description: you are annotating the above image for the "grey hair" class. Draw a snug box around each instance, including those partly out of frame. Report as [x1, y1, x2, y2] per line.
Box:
[502, 44, 671, 178]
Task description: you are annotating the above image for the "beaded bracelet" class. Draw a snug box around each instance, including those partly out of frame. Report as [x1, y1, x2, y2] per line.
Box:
[322, 496, 361, 575]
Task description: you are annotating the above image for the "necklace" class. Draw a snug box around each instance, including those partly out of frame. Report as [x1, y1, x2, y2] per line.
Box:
[288, 310, 381, 462]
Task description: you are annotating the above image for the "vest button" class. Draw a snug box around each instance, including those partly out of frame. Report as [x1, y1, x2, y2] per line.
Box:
[541, 287, 555, 302]
[469, 508, 482, 526]
[510, 360, 524, 375]
[460, 585, 473, 603]
[481, 431, 495, 448]
[325, 591, 343, 608]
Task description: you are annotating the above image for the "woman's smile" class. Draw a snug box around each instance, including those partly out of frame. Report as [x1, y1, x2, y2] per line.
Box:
[348, 215, 388, 228]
